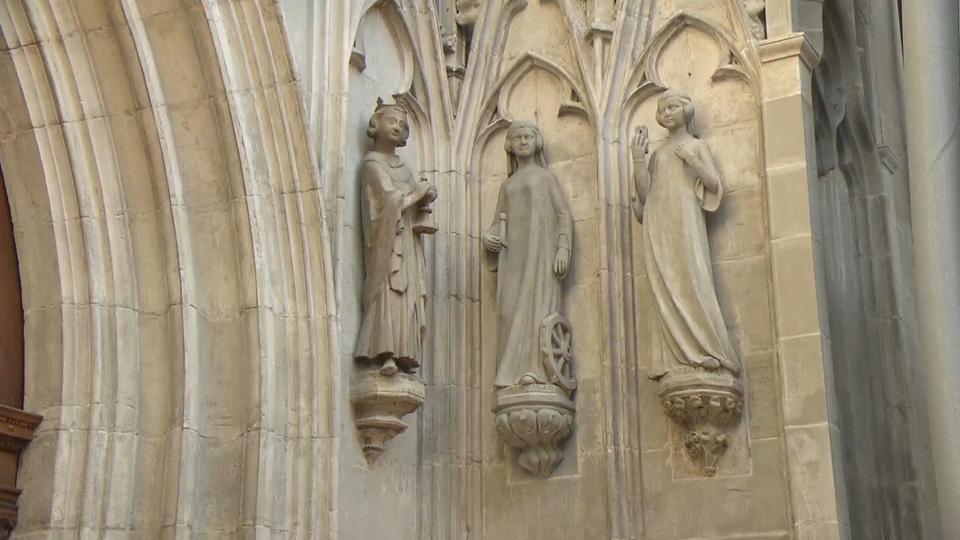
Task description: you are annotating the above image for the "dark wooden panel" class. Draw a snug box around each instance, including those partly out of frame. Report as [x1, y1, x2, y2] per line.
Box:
[0, 167, 22, 409]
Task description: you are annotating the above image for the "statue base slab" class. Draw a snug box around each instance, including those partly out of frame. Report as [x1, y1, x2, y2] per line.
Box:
[658, 368, 744, 476]
[493, 383, 575, 478]
[350, 367, 426, 465]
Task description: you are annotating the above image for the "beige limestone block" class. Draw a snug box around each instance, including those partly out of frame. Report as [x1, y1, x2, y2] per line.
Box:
[15, 429, 58, 530]
[22, 305, 64, 412]
[780, 334, 829, 426]
[655, 25, 722, 89]
[12, 222, 59, 311]
[707, 186, 767, 262]
[550, 155, 599, 221]
[761, 55, 808, 101]
[52, 219, 89, 306]
[9, 45, 58, 128]
[767, 163, 813, 240]
[703, 80, 758, 129]
[568, 217, 600, 282]
[543, 118, 596, 165]
[71, 0, 114, 31]
[108, 114, 163, 213]
[771, 235, 820, 337]
[178, 207, 247, 317]
[761, 93, 808, 168]
[502, 1, 575, 69]
[784, 423, 841, 525]
[115, 25, 153, 110]
[797, 521, 843, 540]
[85, 28, 139, 116]
[139, 9, 212, 107]
[38, 125, 84, 223]
[713, 254, 775, 354]
[702, 124, 762, 192]
[637, 370, 670, 452]
[164, 103, 235, 207]
[0, 53, 31, 136]
[641, 437, 791, 538]
[565, 279, 601, 379]
[133, 310, 179, 433]
[744, 350, 781, 439]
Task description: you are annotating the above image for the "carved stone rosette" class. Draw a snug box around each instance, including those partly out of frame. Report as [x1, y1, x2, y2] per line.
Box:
[350, 368, 426, 465]
[493, 313, 577, 478]
[658, 368, 744, 476]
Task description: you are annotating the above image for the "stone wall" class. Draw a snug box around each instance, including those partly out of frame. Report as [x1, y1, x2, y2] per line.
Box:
[0, 1, 338, 536]
[805, 0, 939, 537]
[0, 0, 940, 538]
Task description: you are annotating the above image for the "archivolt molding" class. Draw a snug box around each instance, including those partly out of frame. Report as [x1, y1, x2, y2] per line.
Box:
[200, 1, 340, 536]
[0, 2, 184, 535]
[0, 1, 338, 537]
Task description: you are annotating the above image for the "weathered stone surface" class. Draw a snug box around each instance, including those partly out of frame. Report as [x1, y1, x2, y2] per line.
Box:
[0, 0, 940, 538]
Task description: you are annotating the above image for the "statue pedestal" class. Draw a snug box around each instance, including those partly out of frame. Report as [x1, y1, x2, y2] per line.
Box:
[0, 405, 42, 538]
[493, 383, 575, 478]
[658, 368, 743, 476]
[350, 367, 425, 465]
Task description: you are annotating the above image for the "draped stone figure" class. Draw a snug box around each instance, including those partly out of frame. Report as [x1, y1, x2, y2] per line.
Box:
[483, 121, 574, 389]
[483, 120, 577, 478]
[355, 100, 438, 376]
[631, 91, 742, 378]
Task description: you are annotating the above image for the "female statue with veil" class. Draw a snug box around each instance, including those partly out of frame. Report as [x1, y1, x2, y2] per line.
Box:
[482, 121, 575, 390]
[631, 90, 741, 379]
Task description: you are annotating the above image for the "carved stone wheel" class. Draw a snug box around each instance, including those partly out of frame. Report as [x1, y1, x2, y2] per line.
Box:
[539, 313, 577, 392]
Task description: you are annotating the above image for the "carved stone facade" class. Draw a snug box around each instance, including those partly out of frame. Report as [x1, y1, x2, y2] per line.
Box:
[483, 121, 577, 477]
[0, 0, 954, 539]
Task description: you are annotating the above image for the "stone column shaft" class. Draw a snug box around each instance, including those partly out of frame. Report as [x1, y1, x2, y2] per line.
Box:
[902, 3, 960, 537]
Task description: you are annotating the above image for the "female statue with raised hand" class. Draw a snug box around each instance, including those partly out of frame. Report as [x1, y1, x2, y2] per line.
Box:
[355, 100, 438, 376]
[631, 90, 741, 378]
[483, 121, 574, 389]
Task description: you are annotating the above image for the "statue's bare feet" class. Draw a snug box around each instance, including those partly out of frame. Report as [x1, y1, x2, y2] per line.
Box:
[519, 374, 537, 385]
[380, 358, 399, 376]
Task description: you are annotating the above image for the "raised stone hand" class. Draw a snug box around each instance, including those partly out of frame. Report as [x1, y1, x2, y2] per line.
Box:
[631, 125, 650, 162]
[404, 180, 435, 209]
